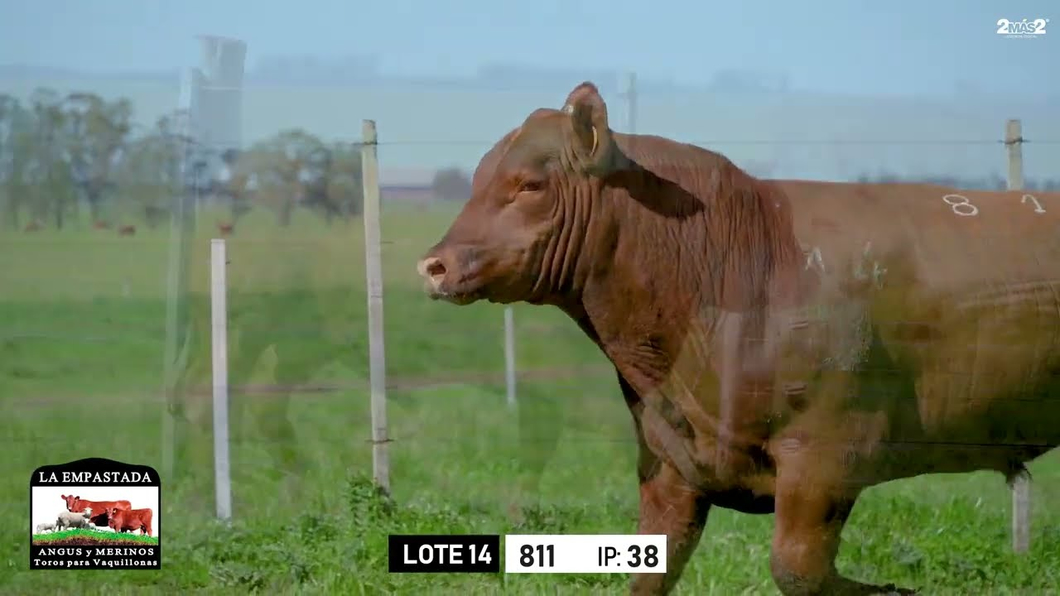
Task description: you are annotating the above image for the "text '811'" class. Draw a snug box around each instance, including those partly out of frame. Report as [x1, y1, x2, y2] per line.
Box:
[504, 534, 667, 574]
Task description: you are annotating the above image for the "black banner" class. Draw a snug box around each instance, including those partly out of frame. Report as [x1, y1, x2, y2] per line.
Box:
[30, 457, 161, 570]
[388, 534, 501, 573]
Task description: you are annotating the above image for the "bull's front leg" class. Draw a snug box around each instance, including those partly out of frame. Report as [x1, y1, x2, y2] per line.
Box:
[622, 383, 711, 593]
[631, 458, 711, 596]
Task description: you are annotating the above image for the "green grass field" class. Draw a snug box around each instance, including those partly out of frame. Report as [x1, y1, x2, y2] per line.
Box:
[33, 528, 159, 546]
[1, 204, 1059, 595]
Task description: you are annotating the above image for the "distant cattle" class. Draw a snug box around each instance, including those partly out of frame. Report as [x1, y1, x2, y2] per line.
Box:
[117, 224, 136, 236]
[107, 507, 153, 536]
[23, 221, 42, 232]
[56, 509, 92, 531]
[93, 220, 111, 230]
[62, 494, 131, 528]
[217, 222, 235, 236]
[416, 81, 1060, 596]
[35, 521, 56, 533]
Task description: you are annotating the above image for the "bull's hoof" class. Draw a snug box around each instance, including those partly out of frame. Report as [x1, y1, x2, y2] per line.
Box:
[879, 584, 918, 596]
[821, 578, 919, 596]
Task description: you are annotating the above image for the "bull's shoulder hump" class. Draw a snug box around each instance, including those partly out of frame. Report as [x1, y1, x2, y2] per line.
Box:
[616, 133, 729, 169]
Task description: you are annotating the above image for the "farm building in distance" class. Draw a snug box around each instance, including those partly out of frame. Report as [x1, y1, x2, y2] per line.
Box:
[378, 167, 436, 204]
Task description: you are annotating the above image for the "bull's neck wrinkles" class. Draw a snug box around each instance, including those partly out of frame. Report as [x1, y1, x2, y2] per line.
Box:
[549, 175, 589, 300]
[534, 145, 606, 307]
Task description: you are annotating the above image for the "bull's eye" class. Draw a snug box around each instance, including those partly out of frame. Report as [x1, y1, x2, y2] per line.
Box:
[518, 180, 545, 193]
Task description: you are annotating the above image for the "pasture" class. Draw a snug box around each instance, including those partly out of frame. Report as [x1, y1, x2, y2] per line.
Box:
[33, 528, 159, 547]
[1, 203, 1059, 595]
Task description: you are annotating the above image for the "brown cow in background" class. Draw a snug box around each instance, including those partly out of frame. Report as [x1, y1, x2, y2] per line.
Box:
[108, 507, 153, 536]
[117, 224, 136, 236]
[62, 494, 131, 529]
[416, 81, 1060, 595]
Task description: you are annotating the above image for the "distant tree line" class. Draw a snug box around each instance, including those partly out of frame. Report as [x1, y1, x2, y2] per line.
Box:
[430, 167, 472, 202]
[0, 87, 365, 232]
[3, 86, 1058, 232]
[854, 171, 1060, 191]
[426, 166, 1060, 201]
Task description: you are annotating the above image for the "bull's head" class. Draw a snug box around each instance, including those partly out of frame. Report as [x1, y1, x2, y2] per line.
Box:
[416, 81, 624, 306]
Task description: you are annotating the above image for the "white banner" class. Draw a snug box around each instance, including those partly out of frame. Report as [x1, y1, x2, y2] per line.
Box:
[504, 534, 666, 574]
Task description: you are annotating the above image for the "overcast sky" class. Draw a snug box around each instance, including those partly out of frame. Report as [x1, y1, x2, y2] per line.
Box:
[2, 0, 1057, 97]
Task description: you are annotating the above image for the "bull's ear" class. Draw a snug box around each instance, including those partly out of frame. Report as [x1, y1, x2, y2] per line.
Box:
[562, 82, 618, 175]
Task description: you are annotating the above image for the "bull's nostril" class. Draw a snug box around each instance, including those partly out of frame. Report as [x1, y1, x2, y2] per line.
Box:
[425, 258, 446, 278]
[418, 256, 447, 281]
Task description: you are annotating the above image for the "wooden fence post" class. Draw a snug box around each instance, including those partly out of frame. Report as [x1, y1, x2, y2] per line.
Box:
[361, 120, 390, 495]
[1005, 118, 1030, 554]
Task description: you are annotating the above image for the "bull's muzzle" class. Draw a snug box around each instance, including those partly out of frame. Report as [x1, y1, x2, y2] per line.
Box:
[416, 248, 484, 305]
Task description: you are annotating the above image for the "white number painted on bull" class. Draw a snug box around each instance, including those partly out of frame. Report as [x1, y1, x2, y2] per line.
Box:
[1021, 194, 1046, 214]
[804, 246, 825, 273]
[942, 194, 978, 217]
[853, 241, 887, 289]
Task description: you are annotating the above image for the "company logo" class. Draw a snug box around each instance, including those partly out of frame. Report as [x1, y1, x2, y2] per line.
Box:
[997, 18, 1048, 38]
[30, 457, 161, 570]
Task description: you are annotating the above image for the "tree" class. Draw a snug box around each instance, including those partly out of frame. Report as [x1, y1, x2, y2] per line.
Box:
[26, 88, 76, 230]
[313, 141, 363, 222]
[239, 129, 326, 226]
[216, 148, 253, 223]
[432, 166, 472, 201]
[0, 94, 33, 230]
[60, 92, 132, 223]
[113, 113, 184, 229]
[854, 171, 1010, 190]
[230, 130, 363, 226]
[294, 143, 334, 222]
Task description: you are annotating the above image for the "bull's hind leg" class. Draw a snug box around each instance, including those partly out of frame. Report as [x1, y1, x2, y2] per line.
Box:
[507, 382, 564, 522]
[252, 343, 312, 503]
[770, 459, 916, 596]
[169, 381, 213, 514]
